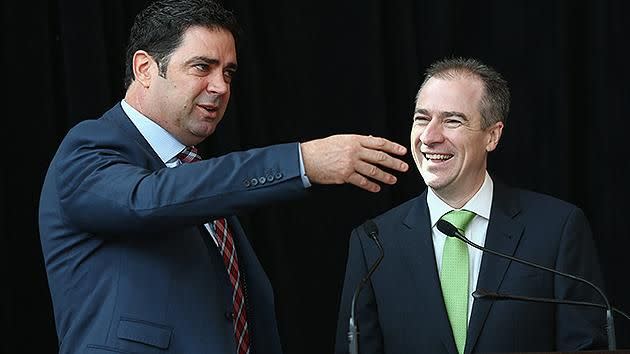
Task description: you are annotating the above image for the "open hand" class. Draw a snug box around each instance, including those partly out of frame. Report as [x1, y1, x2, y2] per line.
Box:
[300, 134, 409, 192]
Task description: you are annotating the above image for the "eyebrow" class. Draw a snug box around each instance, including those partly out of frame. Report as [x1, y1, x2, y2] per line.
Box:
[414, 108, 468, 121]
[184, 56, 238, 71]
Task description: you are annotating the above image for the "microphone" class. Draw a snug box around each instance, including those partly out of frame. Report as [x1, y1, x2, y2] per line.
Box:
[348, 220, 384, 354]
[472, 289, 630, 321]
[436, 219, 617, 350]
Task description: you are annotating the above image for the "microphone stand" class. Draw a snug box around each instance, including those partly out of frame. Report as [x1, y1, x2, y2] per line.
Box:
[436, 219, 617, 350]
[472, 289, 630, 321]
[349, 220, 384, 354]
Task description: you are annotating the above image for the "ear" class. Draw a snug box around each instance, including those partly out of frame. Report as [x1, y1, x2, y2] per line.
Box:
[132, 50, 157, 88]
[485, 121, 504, 152]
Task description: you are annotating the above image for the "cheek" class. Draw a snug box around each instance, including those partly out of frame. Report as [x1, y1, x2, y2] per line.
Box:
[410, 126, 422, 145]
[411, 149, 422, 169]
[410, 130, 421, 157]
[184, 78, 207, 95]
[462, 138, 487, 164]
[222, 90, 231, 106]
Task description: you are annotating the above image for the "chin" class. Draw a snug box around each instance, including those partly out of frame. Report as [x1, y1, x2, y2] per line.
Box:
[192, 123, 218, 137]
[426, 181, 445, 191]
[421, 173, 451, 191]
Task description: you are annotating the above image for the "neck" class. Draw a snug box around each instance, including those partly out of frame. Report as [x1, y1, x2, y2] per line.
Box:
[124, 86, 191, 145]
[433, 172, 486, 209]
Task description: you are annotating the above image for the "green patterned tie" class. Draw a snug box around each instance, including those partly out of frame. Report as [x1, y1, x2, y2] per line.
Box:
[440, 209, 476, 354]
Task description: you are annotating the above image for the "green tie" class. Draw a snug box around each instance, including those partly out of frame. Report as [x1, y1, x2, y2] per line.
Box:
[440, 209, 476, 354]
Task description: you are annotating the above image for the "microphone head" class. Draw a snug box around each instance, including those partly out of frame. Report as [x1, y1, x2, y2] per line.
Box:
[363, 219, 379, 237]
[472, 289, 490, 299]
[436, 219, 461, 238]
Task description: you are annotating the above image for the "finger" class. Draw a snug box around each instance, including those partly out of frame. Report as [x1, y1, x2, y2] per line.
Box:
[360, 135, 407, 156]
[359, 148, 409, 173]
[346, 172, 381, 193]
[354, 160, 398, 185]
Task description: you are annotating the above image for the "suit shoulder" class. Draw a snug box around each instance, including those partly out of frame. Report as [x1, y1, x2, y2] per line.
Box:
[506, 186, 584, 222]
[61, 104, 127, 145]
[352, 194, 424, 233]
[377, 195, 423, 219]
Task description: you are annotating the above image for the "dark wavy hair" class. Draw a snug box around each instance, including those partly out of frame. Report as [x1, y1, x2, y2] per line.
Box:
[123, 0, 240, 89]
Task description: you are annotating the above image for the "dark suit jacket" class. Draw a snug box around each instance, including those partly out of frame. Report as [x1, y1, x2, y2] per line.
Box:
[335, 182, 607, 353]
[39, 103, 306, 354]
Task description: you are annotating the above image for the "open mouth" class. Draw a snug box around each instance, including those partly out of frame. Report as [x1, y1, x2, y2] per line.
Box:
[199, 105, 219, 113]
[423, 152, 453, 161]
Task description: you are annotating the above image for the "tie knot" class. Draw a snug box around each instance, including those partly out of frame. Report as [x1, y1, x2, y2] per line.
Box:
[177, 146, 202, 164]
[440, 209, 476, 233]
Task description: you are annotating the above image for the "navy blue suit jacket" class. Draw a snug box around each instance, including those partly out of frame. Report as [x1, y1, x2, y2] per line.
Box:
[335, 182, 607, 353]
[39, 103, 306, 354]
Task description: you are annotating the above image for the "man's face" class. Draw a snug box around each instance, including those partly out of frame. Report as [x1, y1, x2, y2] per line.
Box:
[410, 76, 503, 200]
[147, 26, 237, 145]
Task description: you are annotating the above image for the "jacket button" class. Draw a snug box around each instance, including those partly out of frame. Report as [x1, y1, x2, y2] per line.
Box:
[275, 172, 283, 179]
[266, 174, 274, 182]
[243, 179, 251, 187]
[250, 178, 258, 186]
[225, 311, 235, 320]
[258, 176, 266, 184]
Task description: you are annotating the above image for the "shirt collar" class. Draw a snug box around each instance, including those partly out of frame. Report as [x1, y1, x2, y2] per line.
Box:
[121, 99, 185, 163]
[426, 171, 494, 227]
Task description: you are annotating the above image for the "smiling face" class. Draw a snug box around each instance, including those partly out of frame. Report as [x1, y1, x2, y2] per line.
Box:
[129, 25, 237, 146]
[411, 75, 503, 206]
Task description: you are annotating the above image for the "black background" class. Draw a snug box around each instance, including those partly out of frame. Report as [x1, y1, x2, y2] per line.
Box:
[2, 1, 629, 353]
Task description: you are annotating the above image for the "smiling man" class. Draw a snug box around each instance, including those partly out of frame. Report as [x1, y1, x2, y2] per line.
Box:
[38, 1, 411, 354]
[335, 57, 607, 354]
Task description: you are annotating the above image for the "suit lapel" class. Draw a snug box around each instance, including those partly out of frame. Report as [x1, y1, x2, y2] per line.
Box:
[465, 182, 524, 354]
[399, 192, 459, 354]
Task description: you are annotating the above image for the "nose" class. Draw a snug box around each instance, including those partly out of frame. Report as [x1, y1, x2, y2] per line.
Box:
[420, 118, 445, 146]
[206, 71, 229, 96]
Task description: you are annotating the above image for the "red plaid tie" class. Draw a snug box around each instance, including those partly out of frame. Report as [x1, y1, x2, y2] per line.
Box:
[214, 218, 250, 354]
[177, 146, 251, 354]
[177, 145, 202, 163]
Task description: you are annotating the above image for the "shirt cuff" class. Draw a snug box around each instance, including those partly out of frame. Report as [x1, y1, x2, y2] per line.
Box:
[298, 144, 311, 188]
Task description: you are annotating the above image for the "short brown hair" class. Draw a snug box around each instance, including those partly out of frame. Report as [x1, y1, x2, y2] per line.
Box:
[418, 57, 510, 128]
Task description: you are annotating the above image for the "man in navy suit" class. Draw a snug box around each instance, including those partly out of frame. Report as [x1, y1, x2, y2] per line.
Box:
[38, 1, 410, 353]
[335, 57, 607, 353]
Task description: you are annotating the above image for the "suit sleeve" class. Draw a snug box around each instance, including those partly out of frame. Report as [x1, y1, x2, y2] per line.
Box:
[554, 207, 608, 350]
[335, 227, 385, 354]
[54, 122, 307, 234]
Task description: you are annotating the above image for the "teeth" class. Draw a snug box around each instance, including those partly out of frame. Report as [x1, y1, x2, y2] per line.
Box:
[425, 153, 451, 160]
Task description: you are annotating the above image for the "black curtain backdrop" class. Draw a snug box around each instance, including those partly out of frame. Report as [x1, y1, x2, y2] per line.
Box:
[2, 1, 629, 353]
